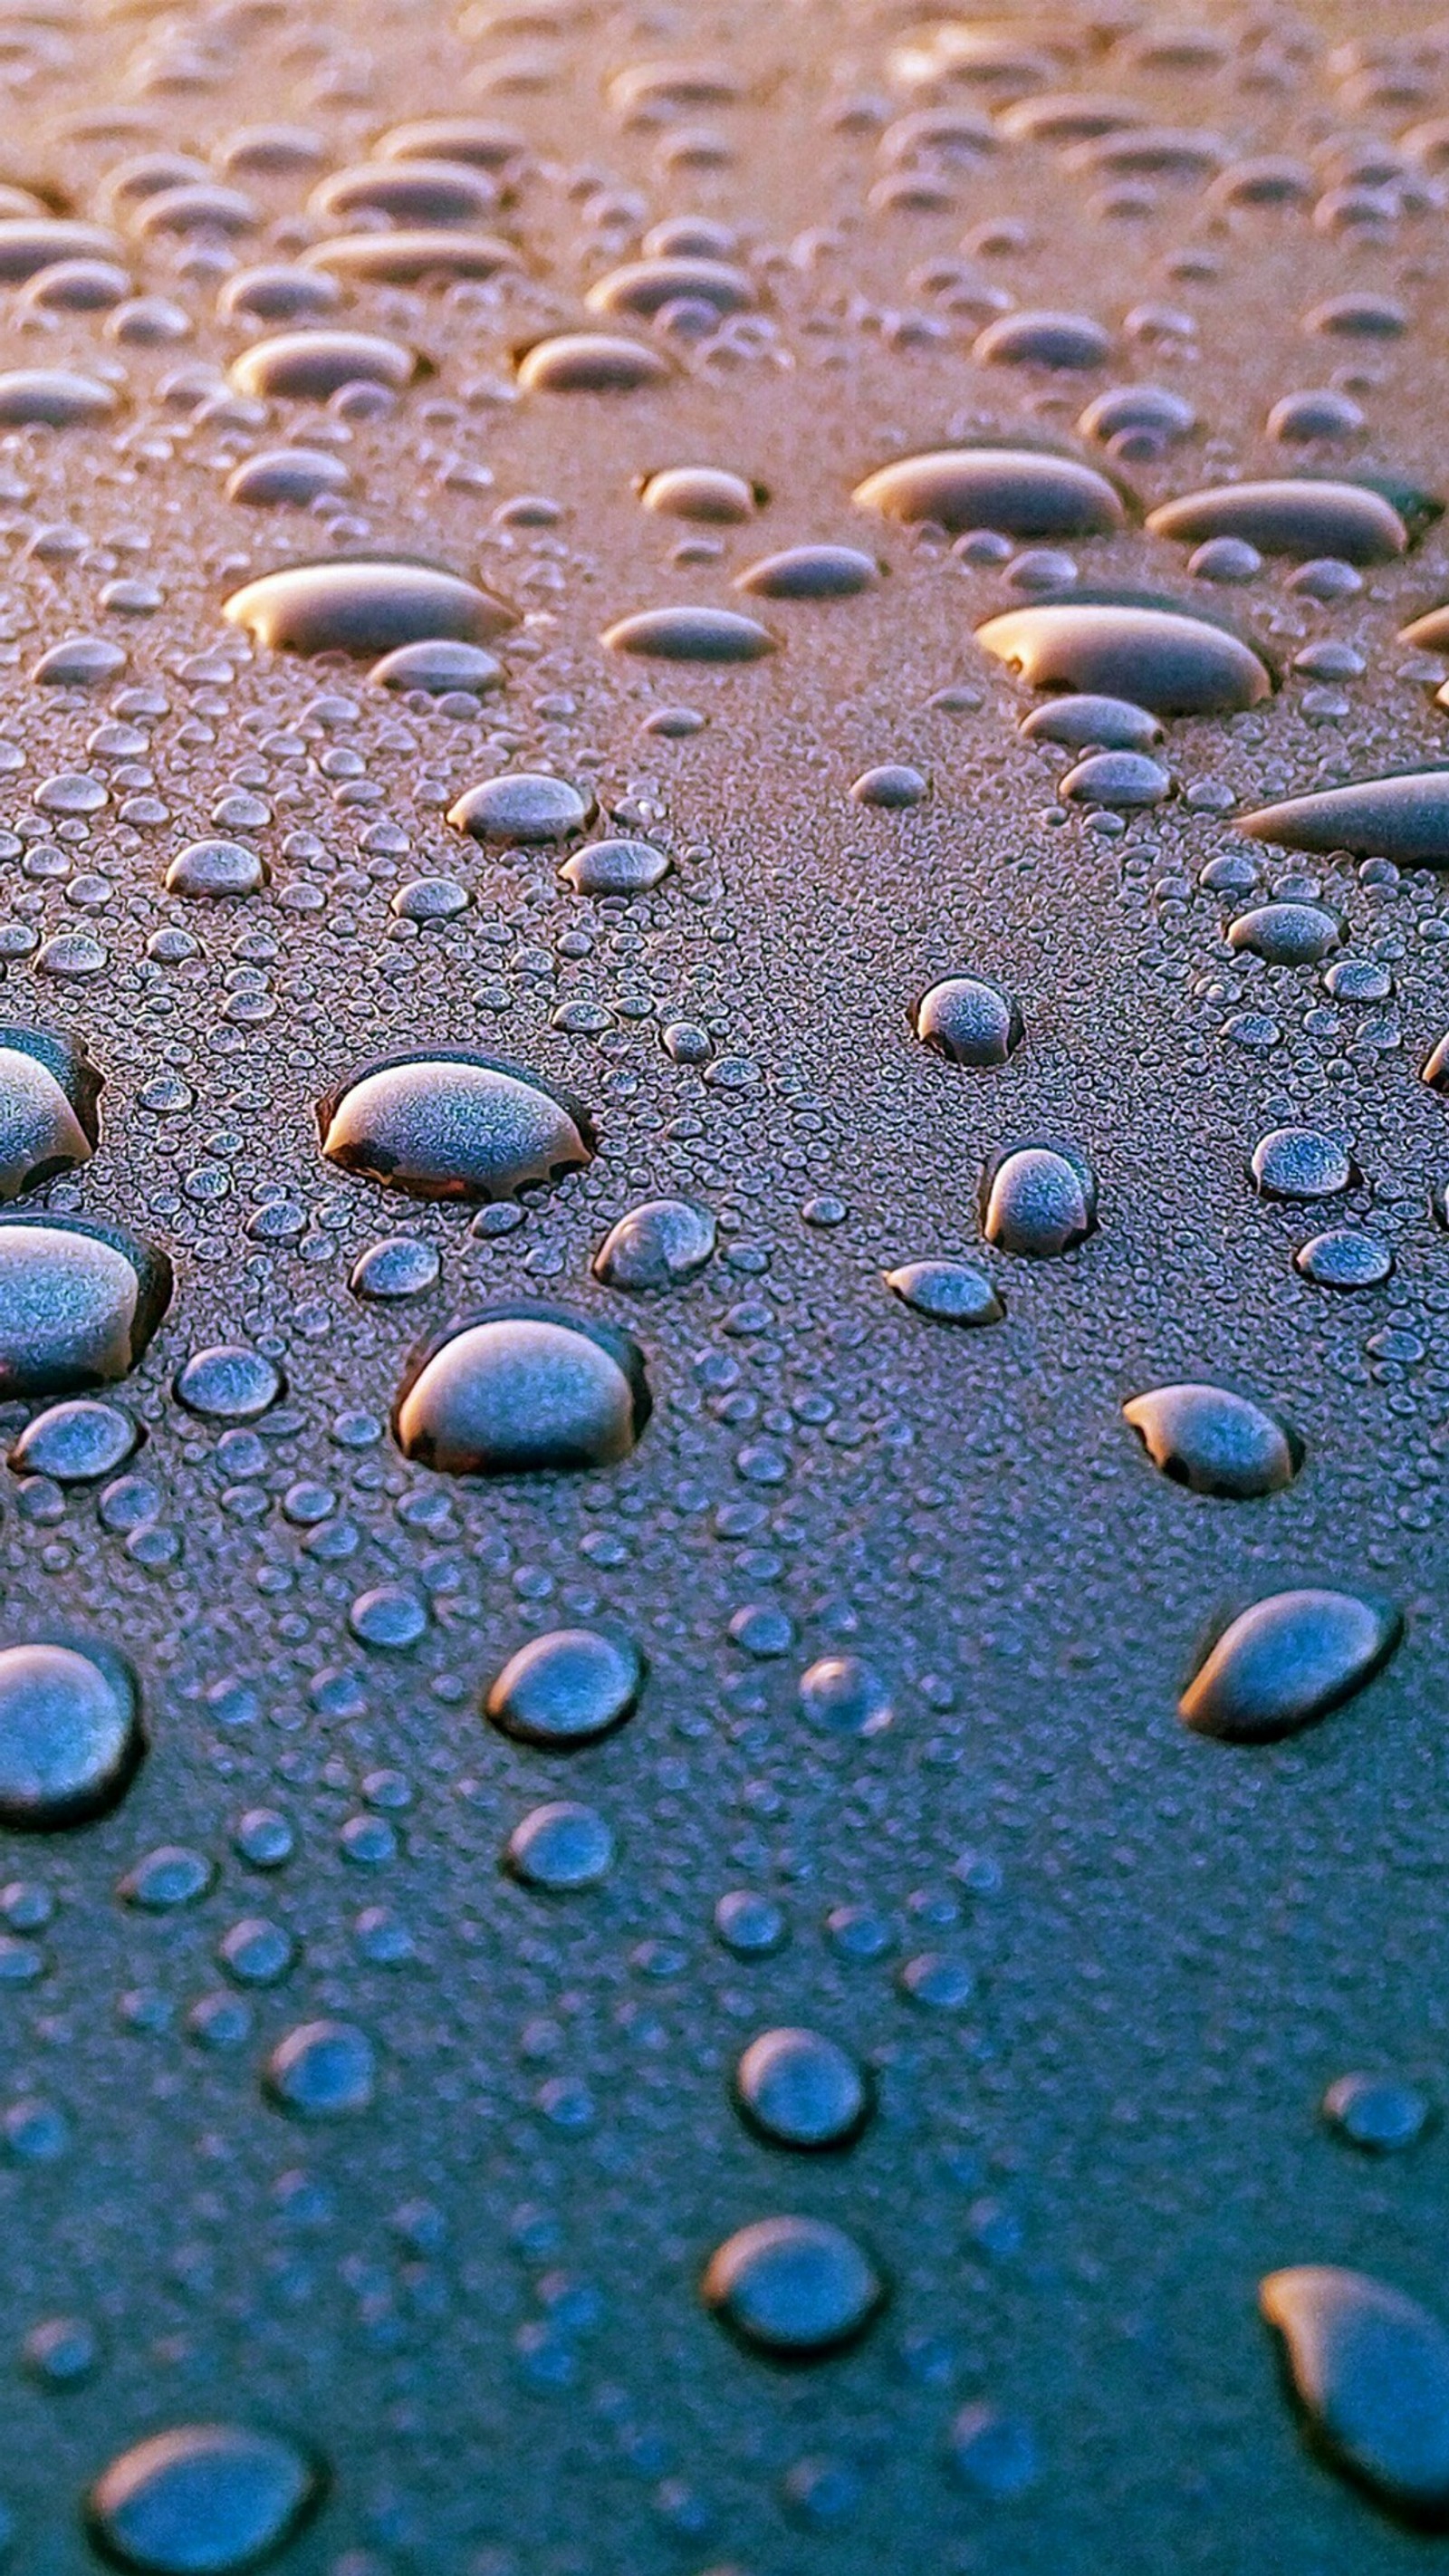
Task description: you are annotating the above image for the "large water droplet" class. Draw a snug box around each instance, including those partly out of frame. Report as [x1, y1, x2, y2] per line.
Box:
[1261, 2267, 1449, 2523]
[735, 544, 878, 601]
[486, 1629, 644, 1747]
[600, 605, 777, 662]
[913, 974, 1022, 1065]
[1123, 1383, 1301, 1497]
[976, 591, 1274, 716]
[852, 447, 1125, 537]
[86, 2424, 323, 2575]
[0, 1216, 170, 1397]
[593, 1197, 715, 1288]
[0, 1025, 100, 1199]
[223, 560, 514, 657]
[1147, 478, 1421, 563]
[0, 369, 116, 428]
[319, 1053, 593, 1202]
[884, 1258, 1003, 1326]
[702, 2216, 884, 2357]
[446, 772, 591, 841]
[392, 1305, 650, 1474]
[1240, 770, 1449, 866]
[734, 2027, 869, 2149]
[1180, 1589, 1402, 1742]
[230, 328, 416, 399]
[0, 1639, 143, 1830]
[517, 333, 671, 393]
[980, 1141, 1097, 1256]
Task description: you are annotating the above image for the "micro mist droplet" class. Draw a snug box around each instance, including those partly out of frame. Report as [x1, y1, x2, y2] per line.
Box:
[392, 1306, 651, 1475]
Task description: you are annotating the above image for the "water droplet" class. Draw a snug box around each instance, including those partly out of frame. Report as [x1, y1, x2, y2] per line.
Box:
[593, 1197, 715, 1289]
[33, 636, 129, 688]
[1147, 479, 1419, 563]
[0, 369, 116, 428]
[852, 447, 1125, 537]
[0, 1026, 100, 1200]
[588, 255, 753, 319]
[486, 1629, 644, 1747]
[980, 1142, 1097, 1256]
[0, 1639, 142, 1830]
[350, 1235, 440, 1301]
[1077, 383, 1195, 449]
[976, 592, 1274, 716]
[715, 1889, 787, 1956]
[851, 764, 926, 808]
[224, 560, 513, 658]
[312, 157, 500, 225]
[884, 1258, 1003, 1326]
[1243, 762, 1449, 864]
[1295, 1228, 1393, 1289]
[1249, 1127, 1356, 1201]
[1181, 1589, 1402, 1743]
[1261, 2266, 1449, 2523]
[1059, 748, 1170, 808]
[1323, 2073, 1434, 2155]
[735, 545, 878, 601]
[119, 1845, 214, 1910]
[370, 639, 503, 696]
[0, 1216, 170, 1397]
[1020, 693, 1161, 749]
[974, 309, 1111, 369]
[517, 333, 671, 394]
[174, 1345, 283, 1422]
[392, 1305, 650, 1474]
[798, 1654, 893, 1738]
[224, 448, 352, 508]
[1228, 903, 1340, 966]
[505, 1798, 614, 1889]
[913, 975, 1022, 1066]
[948, 2405, 1041, 2499]
[639, 466, 758, 523]
[447, 773, 591, 841]
[9, 1399, 137, 1484]
[702, 2216, 884, 2358]
[558, 836, 669, 894]
[165, 840, 266, 899]
[305, 227, 518, 285]
[86, 2425, 323, 2575]
[1123, 1384, 1301, 1497]
[600, 606, 777, 663]
[230, 329, 416, 400]
[265, 2018, 375, 2118]
[319, 1053, 593, 1202]
[0, 219, 124, 283]
[734, 2028, 869, 2149]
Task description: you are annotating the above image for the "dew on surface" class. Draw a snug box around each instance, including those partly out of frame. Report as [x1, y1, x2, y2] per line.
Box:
[1180, 1590, 1403, 1743]
[319, 1053, 593, 1202]
[1261, 2268, 1449, 2523]
[1123, 1385, 1301, 1498]
[1322, 2072, 1435, 2155]
[980, 1141, 1097, 1256]
[393, 1307, 650, 1473]
[702, 2216, 884, 2358]
[734, 2027, 869, 2148]
[852, 448, 1126, 537]
[224, 561, 514, 658]
[0, 1217, 170, 1397]
[0, 1639, 142, 1830]
[884, 1258, 1003, 1326]
[486, 1628, 644, 1748]
[593, 1197, 715, 1289]
[86, 2424, 323, 2575]
[976, 594, 1274, 716]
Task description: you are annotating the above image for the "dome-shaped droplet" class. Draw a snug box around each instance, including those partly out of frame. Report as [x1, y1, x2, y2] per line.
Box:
[798, 1653, 893, 1738]
[9, 1398, 138, 1484]
[1261, 2267, 1449, 2522]
[224, 447, 352, 508]
[1295, 1229, 1392, 1289]
[370, 639, 503, 697]
[0, 369, 116, 428]
[1249, 1127, 1356, 1201]
[1228, 903, 1340, 966]
[1019, 694, 1161, 749]
[0, 218, 124, 283]
[223, 560, 514, 658]
[265, 2019, 375, 2118]
[165, 840, 266, 899]
[852, 447, 1126, 537]
[884, 1258, 1003, 1326]
[230, 328, 416, 400]
[486, 1629, 644, 1747]
[558, 837, 669, 894]
[174, 1345, 283, 1422]
[505, 1798, 614, 1887]
[1147, 478, 1418, 564]
[0, 1024, 101, 1200]
[593, 1197, 715, 1288]
[517, 333, 671, 393]
[302, 228, 517, 285]
[735, 544, 878, 600]
[974, 308, 1110, 369]
[1240, 771, 1449, 867]
[702, 2216, 884, 2357]
[600, 605, 777, 662]
[0, 1216, 170, 1397]
[980, 1141, 1097, 1256]
[587, 254, 753, 318]
[86, 2423, 323, 2574]
[1060, 748, 1170, 808]
[1123, 1384, 1301, 1497]
[639, 465, 757, 522]
[393, 1305, 650, 1474]
[1323, 2073, 1434, 2156]
[446, 773, 591, 842]
[914, 975, 1022, 1065]
[319, 1053, 593, 1203]
[310, 159, 499, 226]
[977, 592, 1274, 716]
[734, 2027, 869, 2149]
[0, 1639, 142, 1830]
[1180, 1589, 1402, 1742]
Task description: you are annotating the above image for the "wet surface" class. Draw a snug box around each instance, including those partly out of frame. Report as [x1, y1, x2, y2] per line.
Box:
[4, 0, 1449, 2569]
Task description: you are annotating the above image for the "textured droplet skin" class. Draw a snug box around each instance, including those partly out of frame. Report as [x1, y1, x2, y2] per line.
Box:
[0, 1216, 170, 1398]
[392, 1306, 651, 1475]
[1261, 2267, 1449, 2524]
[0, 1639, 143, 1829]
[223, 562, 513, 658]
[1147, 479, 1415, 562]
[593, 1197, 715, 1288]
[976, 593, 1273, 716]
[1123, 1384, 1301, 1497]
[486, 1629, 644, 1747]
[559, 838, 669, 895]
[1180, 1589, 1402, 1742]
[318, 1054, 593, 1203]
[702, 2216, 884, 2357]
[1240, 771, 1449, 865]
[914, 976, 1022, 1065]
[86, 2422, 323, 2573]
[852, 447, 1126, 536]
[0, 1025, 101, 1200]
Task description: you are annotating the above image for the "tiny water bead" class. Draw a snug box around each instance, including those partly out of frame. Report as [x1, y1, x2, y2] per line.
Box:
[0, 1216, 171, 1398]
[505, 1799, 614, 1889]
[86, 2424, 324, 2575]
[1322, 2073, 1435, 2155]
[913, 976, 1022, 1066]
[1123, 1385, 1302, 1498]
[884, 1259, 1003, 1326]
[0, 1025, 101, 1200]
[1261, 2267, 1449, 2524]
[1179, 1589, 1403, 1744]
[0, 1640, 143, 1829]
[976, 593, 1274, 717]
[1249, 1128, 1356, 1202]
[1241, 772, 1449, 867]
[980, 1142, 1097, 1257]
[223, 561, 513, 658]
[319, 1054, 594, 1203]
[265, 2018, 376, 2118]
[797, 1655, 893, 1739]
[851, 447, 1126, 536]
[702, 2217, 884, 2359]
[392, 1308, 651, 1474]
[593, 1198, 715, 1290]
[734, 2028, 869, 2148]
[486, 1629, 644, 1748]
